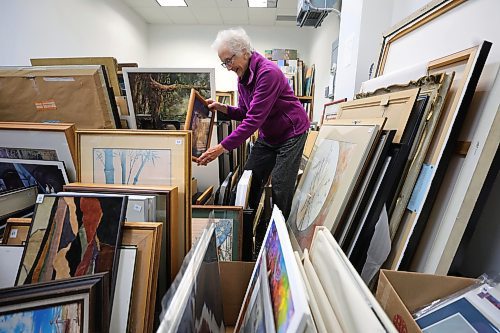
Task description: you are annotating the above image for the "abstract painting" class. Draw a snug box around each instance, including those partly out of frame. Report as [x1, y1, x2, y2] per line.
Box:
[288, 122, 381, 250]
[92, 148, 171, 185]
[0, 301, 83, 333]
[185, 89, 215, 158]
[0, 158, 69, 194]
[123, 68, 215, 129]
[16, 194, 127, 291]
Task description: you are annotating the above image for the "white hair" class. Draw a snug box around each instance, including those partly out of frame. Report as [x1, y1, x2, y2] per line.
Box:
[211, 27, 254, 56]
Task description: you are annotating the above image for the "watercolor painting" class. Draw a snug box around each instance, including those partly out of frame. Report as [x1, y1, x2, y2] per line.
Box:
[92, 148, 171, 185]
[126, 71, 212, 129]
[17, 195, 126, 286]
[265, 220, 295, 333]
[0, 301, 82, 333]
[0, 159, 68, 194]
[288, 139, 355, 250]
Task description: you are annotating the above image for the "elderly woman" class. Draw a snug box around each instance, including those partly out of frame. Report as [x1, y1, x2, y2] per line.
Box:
[197, 27, 310, 219]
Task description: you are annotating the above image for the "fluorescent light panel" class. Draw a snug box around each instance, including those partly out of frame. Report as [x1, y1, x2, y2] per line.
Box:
[248, 0, 277, 8]
[157, 0, 187, 6]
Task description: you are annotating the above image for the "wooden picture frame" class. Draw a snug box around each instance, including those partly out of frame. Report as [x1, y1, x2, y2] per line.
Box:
[76, 129, 192, 260]
[195, 185, 214, 205]
[0, 186, 37, 224]
[30, 56, 121, 98]
[288, 120, 383, 251]
[192, 205, 244, 261]
[376, 0, 467, 76]
[121, 222, 162, 333]
[63, 182, 178, 290]
[216, 90, 235, 106]
[0, 65, 118, 129]
[0, 272, 110, 333]
[184, 88, 216, 159]
[321, 98, 347, 125]
[2, 218, 31, 245]
[335, 88, 420, 143]
[386, 42, 492, 271]
[0, 122, 77, 181]
[123, 68, 215, 130]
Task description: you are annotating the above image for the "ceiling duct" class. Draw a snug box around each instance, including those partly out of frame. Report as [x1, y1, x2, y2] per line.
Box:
[297, 0, 339, 28]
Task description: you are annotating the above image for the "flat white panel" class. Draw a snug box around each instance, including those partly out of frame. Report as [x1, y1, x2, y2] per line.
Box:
[165, 7, 199, 24]
[219, 7, 249, 24]
[216, 0, 248, 8]
[278, 0, 298, 8]
[0, 246, 24, 288]
[110, 247, 138, 333]
[124, 0, 159, 7]
[133, 7, 173, 24]
[190, 6, 223, 24]
[186, 0, 218, 7]
[249, 8, 277, 25]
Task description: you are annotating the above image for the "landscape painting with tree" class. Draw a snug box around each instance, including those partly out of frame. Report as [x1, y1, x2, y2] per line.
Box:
[92, 148, 171, 185]
[124, 69, 214, 130]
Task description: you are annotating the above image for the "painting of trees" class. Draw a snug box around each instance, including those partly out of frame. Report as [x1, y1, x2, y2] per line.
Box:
[127, 71, 212, 129]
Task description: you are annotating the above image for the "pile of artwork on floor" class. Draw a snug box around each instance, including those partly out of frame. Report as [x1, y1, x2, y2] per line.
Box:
[159, 205, 396, 332]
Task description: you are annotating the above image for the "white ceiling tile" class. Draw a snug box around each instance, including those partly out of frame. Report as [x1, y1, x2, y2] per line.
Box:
[216, 0, 248, 8]
[124, 0, 158, 8]
[277, 0, 297, 9]
[275, 20, 297, 27]
[248, 8, 277, 25]
[190, 6, 224, 24]
[132, 7, 173, 23]
[186, 0, 218, 7]
[219, 7, 249, 24]
[163, 7, 199, 24]
[277, 7, 296, 15]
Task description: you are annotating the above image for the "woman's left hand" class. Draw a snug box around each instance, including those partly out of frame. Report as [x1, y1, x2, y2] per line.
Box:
[196, 144, 226, 166]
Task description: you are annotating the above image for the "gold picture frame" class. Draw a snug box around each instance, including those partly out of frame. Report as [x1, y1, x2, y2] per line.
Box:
[122, 222, 162, 333]
[2, 218, 31, 245]
[184, 89, 216, 159]
[76, 130, 192, 262]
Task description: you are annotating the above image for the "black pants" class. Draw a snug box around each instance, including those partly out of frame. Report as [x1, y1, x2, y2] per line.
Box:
[245, 132, 308, 220]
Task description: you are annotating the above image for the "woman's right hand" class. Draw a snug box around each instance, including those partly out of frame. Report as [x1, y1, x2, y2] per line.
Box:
[206, 99, 228, 114]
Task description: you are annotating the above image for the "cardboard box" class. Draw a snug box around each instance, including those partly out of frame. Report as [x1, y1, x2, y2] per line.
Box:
[219, 261, 255, 332]
[376, 269, 477, 333]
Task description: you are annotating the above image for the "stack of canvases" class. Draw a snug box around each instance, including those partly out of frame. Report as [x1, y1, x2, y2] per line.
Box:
[159, 206, 396, 332]
[287, 40, 491, 286]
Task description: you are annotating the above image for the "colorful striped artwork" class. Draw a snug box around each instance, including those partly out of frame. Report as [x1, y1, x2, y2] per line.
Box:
[16, 194, 126, 287]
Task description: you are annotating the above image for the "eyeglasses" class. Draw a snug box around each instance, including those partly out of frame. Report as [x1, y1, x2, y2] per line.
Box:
[221, 54, 236, 68]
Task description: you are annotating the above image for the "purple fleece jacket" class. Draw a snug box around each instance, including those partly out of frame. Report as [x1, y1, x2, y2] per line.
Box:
[220, 52, 310, 151]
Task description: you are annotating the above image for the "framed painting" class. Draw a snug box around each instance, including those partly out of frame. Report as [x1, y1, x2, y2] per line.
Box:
[236, 206, 311, 333]
[192, 205, 243, 261]
[123, 68, 215, 129]
[77, 129, 191, 262]
[0, 65, 119, 129]
[216, 91, 235, 106]
[0, 158, 69, 194]
[0, 272, 110, 333]
[2, 216, 31, 245]
[158, 223, 225, 333]
[194, 185, 214, 205]
[0, 186, 37, 226]
[121, 222, 162, 333]
[31, 57, 121, 98]
[15, 193, 127, 306]
[0, 122, 77, 181]
[320, 98, 346, 125]
[185, 89, 216, 159]
[288, 120, 383, 251]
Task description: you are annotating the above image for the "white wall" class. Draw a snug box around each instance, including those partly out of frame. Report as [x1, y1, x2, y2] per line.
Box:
[147, 24, 316, 93]
[0, 0, 149, 65]
[307, 13, 341, 122]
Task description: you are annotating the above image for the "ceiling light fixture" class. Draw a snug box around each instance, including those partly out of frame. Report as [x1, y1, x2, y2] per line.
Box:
[248, 0, 277, 8]
[156, 0, 187, 7]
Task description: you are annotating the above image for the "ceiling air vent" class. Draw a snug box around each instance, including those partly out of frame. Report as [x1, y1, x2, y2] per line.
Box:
[297, 0, 339, 28]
